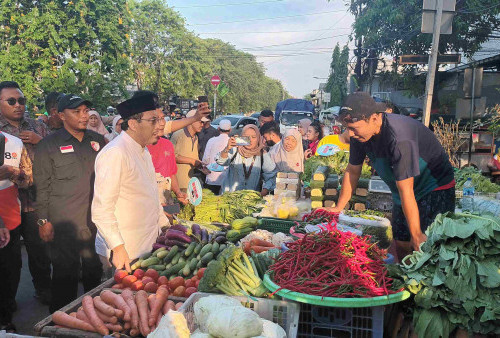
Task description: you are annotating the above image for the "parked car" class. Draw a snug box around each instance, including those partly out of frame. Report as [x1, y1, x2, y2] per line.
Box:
[250, 112, 261, 119]
[211, 115, 258, 135]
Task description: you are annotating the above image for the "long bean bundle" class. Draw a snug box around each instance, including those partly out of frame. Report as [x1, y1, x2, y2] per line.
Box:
[269, 224, 398, 298]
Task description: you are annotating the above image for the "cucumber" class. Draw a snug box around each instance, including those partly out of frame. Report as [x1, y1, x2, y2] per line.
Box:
[184, 242, 196, 257]
[152, 247, 167, 257]
[182, 264, 191, 277]
[189, 258, 198, 271]
[157, 250, 169, 259]
[141, 256, 160, 268]
[141, 252, 152, 260]
[219, 244, 227, 253]
[194, 243, 202, 255]
[165, 263, 173, 269]
[201, 252, 214, 265]
[163, 246, 179, 263]
[131, 258, 144, 271]
[193, 269, 198, 277]
[171, 252, 182, 265]
[199, 243, 212, 257]
[163, 262, 186, 277]
[211, 242, 219, 254]
[150, 264, 166, 271]
[178, 256, 186, 264]
[196, 260, 202, 269]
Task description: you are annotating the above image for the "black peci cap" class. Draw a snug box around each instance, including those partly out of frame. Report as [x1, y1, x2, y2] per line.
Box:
[116, 93, 158, 119]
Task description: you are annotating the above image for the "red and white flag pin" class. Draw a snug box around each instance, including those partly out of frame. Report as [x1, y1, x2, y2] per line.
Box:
[90, 141, 100, 152]
[60, 145, 74, 153]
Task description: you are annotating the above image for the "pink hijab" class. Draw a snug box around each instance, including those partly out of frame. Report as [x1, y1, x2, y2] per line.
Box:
[87, 111, 108, 135]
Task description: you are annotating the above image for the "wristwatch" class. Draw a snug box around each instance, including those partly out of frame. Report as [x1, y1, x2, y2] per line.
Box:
[37, 219, 48, 227]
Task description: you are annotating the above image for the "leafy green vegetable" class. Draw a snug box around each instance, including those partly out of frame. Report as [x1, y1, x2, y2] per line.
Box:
[455, 167, 500, 193]
[301, 152, 371, 184]
[395, 212, 500, 337]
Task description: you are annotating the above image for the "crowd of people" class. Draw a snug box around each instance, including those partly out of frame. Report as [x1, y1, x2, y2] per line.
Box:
[0, 80, 456, 333]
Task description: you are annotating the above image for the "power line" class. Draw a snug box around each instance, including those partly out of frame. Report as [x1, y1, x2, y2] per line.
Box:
[198, 28, 351, 35]
[240, 34, 350, 50]
[172, 0, 285, 9]
[457, 3, 500, 13]
[188, 9, 347, 26]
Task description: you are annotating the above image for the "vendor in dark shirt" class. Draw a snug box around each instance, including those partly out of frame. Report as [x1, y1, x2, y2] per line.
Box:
[327, 93, 455, 257]
[33, 94, 104, 313]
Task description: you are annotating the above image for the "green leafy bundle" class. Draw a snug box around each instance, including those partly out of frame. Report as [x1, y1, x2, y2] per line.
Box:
[395, 213, 500, 337]
[455, 167, 500, 193]
[301, 152, 371, 183]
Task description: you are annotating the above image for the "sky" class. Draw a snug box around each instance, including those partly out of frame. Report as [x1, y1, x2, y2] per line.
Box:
[165, 0, 355, 98]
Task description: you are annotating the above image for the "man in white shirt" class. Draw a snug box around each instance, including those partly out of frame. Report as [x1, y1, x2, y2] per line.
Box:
[91, 93, 169, 272]
[202, 119, 231, 194]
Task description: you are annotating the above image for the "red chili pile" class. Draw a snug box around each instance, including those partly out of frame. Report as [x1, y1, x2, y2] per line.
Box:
[301, 208, 338, 223]
[269, 223, 397, 298]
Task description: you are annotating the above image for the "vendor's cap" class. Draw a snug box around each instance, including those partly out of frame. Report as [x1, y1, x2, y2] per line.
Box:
[219, 119, 231, 131]
[339, 92, 386, 123]
[186, 109, 210, 122]
[117, 93, 159, 119]
[58, 94, 92, 112]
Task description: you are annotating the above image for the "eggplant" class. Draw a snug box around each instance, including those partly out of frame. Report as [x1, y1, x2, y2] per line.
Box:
[164, 239, 188, 248]
[165, 229, 192, 243]
[192, 224, 202, 241]
[152, 243, 167, 251]
[214, 235, 227, 244]
[201, 229, 208, 245]
[170, 224, 188, 233]
[212, 231, 226, 238]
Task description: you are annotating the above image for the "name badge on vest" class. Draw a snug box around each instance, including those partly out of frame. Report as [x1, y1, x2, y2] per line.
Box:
[60, 145, 74, 153]
[90, 141, 100, 152]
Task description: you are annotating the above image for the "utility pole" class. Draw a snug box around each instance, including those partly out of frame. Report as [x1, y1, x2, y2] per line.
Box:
[467, 67, 475, 165]
[354, 2, 363, 90]
[422, 0, 443, 127]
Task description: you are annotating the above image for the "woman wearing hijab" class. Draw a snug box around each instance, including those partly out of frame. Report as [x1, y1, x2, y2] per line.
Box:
[270, 129, 304, 173]
[216, 124, 277, 195]
[105, 115, 123, 142]
[87, 110, 108, 136]
[297, 118, 312, 151]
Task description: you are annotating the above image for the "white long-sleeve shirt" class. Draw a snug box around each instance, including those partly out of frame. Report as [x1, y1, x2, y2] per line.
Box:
[92, 131, 169, 260]
[202, 133, 229, 185]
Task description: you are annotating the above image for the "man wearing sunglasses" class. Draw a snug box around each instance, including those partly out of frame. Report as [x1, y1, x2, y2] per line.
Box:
[326, 92, 455, 258]
[33, 94, 105, 313]
[0, 81, 51, 305]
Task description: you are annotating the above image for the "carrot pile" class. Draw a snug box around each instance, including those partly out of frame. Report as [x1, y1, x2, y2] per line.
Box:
[52, 288, 184, 337]
[269, 222, 398, 298]
[243, 238, 278, 255]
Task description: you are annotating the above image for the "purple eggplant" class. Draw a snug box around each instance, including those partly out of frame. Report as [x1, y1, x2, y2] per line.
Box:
[214, 235, 227, 244]
[192, 224, 202, 241]
[152, 243, 167, 251]
[201, 229, 208, 245]
[164, 239, 188, 248]
[165, 229, 192, 243]
[170, 224, 188, 233]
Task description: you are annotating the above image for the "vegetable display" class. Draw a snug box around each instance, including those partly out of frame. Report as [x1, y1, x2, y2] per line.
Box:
[179, 189, 263, 224]
[301, 152, 371, 184]
[269, 226, 397, 298]
[391, 212, 500, 337]
[198, 246, 268, 297]
[455, 167, 500, 193]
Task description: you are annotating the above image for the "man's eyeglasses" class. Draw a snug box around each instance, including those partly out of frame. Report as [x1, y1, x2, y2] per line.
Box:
[137, 117, 164, 125]
[1, 97, 27, 106]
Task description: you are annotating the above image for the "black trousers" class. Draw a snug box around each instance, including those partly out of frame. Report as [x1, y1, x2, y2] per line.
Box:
[0, 226, 22, 324]
[20, 211, 51, 292]
[205, 183, 221, 195]
[49, 224, 102, 313]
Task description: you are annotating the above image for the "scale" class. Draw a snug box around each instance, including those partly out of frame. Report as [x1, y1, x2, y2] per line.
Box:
[368, 178, 392, 194]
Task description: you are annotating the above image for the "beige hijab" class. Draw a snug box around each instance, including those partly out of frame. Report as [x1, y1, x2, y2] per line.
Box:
[271, 129, 304, 173]
[238, 124, 265, 158]
[87, 111, 108, 135]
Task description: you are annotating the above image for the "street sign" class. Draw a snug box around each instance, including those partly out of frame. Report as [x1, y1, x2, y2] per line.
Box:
[210, 75, 221, 86]
[421, 0, 456, 35]
[323, 92, 331, 103]
[399, 54, 461, 64]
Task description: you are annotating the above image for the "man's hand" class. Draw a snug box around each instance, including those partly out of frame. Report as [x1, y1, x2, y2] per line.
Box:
[176, 191, 189, 205]
[111, 244, 131, 273]
[304, 149, 313, 159]
[39, 221, 54, 242]
[19, 131, 42, 145]
[0, 228, 10, 248]
[0, 165, 14, 180]
[193, 159, 203, 168]
[324, 205, 342, 213]
[260, 188, 269, 197]
[410, 232, 427, 251]
[194, 102, 211, 120]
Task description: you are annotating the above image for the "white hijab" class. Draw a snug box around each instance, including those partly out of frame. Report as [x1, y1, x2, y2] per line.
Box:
[270, 129, 304, 173]
[105, 115, 122, 142]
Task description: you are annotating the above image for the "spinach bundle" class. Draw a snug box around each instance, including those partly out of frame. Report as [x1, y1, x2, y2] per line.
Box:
[393, 213, 500, 337]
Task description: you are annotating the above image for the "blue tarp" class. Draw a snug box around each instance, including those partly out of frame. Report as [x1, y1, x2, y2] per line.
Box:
[274, 99, 314, 121]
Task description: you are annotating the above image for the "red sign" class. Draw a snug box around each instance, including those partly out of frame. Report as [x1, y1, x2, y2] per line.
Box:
[210, 75, 221, 86]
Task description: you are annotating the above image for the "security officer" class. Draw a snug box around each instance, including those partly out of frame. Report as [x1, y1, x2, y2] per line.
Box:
[33, 94, 104, 313]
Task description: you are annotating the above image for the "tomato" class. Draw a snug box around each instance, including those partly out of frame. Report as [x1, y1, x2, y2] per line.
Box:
[112, 283, 124, 289]
[131, 281, 144, 291]
[145, 269, 159, 282]
[168, 276, 185, 291]
[185, 279, 195, 289]
[133, 269, 145, 280]
[195, 280, 200, 288]
[197, 268, 206, 279]
[172, 286, 185, 297]
[114, 270, 128, 284]
[157, 276, 169, 286]
[184, 287, 197, 298]
[191, 276, 199, 282]
[144, 282, 158, 293]
[122, 275, 137, 287]
[141, 276, 154, 286]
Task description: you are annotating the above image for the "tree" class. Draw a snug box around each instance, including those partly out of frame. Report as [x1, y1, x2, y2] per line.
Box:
[325, 43, 349, 107]
[0, 0, 131, 110]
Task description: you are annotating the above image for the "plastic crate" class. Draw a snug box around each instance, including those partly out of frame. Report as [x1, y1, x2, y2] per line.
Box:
[257, 217, 305, 234]
[178, 292, 300, 338]
[298, 303, 384, 338]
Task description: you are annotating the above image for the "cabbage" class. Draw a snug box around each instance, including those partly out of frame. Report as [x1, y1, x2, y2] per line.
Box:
[194, 295, 242, 333]
[260, 320, 286, 338]
[206, 306, 263, 338]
